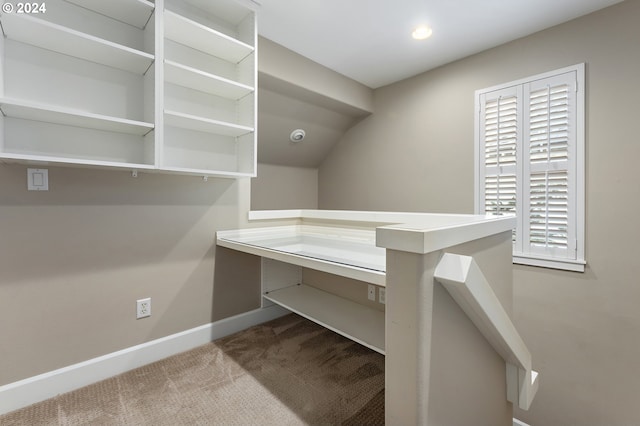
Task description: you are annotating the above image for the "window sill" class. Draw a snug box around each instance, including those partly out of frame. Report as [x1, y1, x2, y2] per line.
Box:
[513, 255, 585, 272]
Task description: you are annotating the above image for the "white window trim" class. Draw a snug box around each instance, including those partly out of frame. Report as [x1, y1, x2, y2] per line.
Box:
[474, 64, 585, 272]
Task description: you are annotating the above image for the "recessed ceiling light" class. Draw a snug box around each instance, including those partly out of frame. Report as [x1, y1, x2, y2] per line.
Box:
[412, 25, 433, 40]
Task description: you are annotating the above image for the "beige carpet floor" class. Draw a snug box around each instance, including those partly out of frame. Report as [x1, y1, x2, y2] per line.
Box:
[0, 314, 385, 425]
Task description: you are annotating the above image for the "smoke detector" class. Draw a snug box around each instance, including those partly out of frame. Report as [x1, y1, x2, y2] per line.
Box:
[289, 129, 306, 143]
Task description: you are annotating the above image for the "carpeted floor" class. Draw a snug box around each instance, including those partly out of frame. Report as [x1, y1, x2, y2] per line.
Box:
[0, 314, 385, 425]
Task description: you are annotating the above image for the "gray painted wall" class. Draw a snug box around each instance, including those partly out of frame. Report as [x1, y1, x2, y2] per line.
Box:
[318, 1, 640, 424]
[0, 165, 256, 385]
[251, 163, 318, 210]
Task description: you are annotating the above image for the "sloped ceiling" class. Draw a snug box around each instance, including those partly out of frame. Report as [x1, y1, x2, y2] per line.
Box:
[257, 37, 373, 168]
[258, 86, 362, 168]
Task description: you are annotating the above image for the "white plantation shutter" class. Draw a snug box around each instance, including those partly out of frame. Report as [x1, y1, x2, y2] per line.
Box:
[475, 65, 585, 272]
[524, 73, 576, 259]
[479, 87, 521, 243]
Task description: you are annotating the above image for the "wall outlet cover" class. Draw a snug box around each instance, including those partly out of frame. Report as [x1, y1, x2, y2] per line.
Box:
[136, 298, 151, 319]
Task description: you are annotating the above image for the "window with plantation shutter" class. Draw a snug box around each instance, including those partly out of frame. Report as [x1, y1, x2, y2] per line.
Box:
[475, 64, 585, 272]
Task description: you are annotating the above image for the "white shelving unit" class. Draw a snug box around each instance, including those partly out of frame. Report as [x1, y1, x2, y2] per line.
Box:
[160, 0, 257, 176]
[0, 0, 156, 168]
[0, 0, 257, 178]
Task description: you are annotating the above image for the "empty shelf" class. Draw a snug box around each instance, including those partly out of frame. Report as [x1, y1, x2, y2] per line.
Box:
[0, 99, 154, 135]
[1, 13, 154, 74]
[264, 284, 385, 354]
[159, 166, 254, 178]
[0, 152, 155, 170]
[164, 110, 253, 137]
[164, 60, 254, 100]
[164, 10, 253, 63]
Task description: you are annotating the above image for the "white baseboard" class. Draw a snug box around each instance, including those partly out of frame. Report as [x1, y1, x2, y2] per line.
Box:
[513, 418, 531, 426]
[0, 305, 289, 415]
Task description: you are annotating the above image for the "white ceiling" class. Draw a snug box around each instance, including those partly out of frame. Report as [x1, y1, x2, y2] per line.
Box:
[258, 0, 623, 88]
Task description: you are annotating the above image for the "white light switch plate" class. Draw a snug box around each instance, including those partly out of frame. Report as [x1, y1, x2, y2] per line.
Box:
[27, 168, 49, 191]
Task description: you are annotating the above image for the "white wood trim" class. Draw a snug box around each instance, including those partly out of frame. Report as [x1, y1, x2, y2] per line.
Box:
[377, 215, 516, 254]
[474, 63, 586, 95]
[248, 209, 505, 226]
[0, 305, 289, 415]
[513, 254, 586, 272]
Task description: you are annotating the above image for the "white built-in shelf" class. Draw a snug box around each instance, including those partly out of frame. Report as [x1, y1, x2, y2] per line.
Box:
[0, 152, 155, 170]
[0, 13, 154, 74]
[0, 0, 256, 177]
[217, 226, 386, 286]
[159, 166, 253, 178]
[64, 0, 155, 29]
[0, 99, 154, 136]
[164, 110, 253, 137]
[164, 60, 254, 100]
[164, 10, 254, 63]
[264, 284, 385, 355]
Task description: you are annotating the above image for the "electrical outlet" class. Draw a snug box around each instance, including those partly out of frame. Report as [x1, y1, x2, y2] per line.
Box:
[367, 284, 376, 301]
[379, 288, 386, 304]
[136, 297, 151, 319]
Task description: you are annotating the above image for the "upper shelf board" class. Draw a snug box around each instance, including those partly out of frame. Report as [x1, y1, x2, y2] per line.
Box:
[164, 110, 253, 137]
[164, 60, 254, 100]
[0, 12, 154, 74]
[63, 0, 155, 29]
[0, 98, 154, 136]
[0, 152, 156, 170]
[164, 10, 254, 63]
